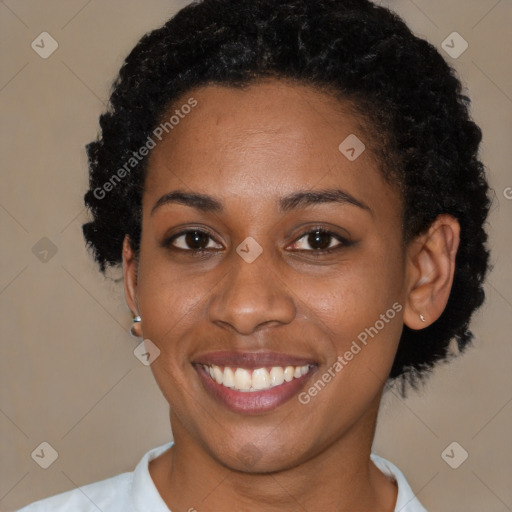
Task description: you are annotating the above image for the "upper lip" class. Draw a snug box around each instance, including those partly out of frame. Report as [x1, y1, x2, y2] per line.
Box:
[192, 351, 318, 368]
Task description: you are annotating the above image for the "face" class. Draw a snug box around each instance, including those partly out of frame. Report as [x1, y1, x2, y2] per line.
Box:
[126, 79, 410, 472]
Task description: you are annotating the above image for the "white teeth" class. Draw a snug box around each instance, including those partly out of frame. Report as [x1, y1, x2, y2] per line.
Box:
[269, 367, 285, 387]
[203, 364, 311, 392]
[252, 368, 271, 390]
[284, 366, 295, 382]
[223, 367, 235, 388]
[213, 366, 223, 384]
[234, 368, 251, 391]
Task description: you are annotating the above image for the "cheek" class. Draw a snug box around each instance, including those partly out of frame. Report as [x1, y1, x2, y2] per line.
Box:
[299, 259, 405, 417]
[304, 239, 405, 378]
[309, 246, 404, 329]
[136, 266, 207, 412]
[137, 242, 212, 322]
[136, 259, 208, 372]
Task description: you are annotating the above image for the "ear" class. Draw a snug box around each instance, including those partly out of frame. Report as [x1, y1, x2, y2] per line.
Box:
[122, 234, 142, 337]
[403, 214, 460, 330]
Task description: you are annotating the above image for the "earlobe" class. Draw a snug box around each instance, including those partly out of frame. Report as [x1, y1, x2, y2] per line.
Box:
[122, 234, 141, 335]
[403, 215, 460, 330]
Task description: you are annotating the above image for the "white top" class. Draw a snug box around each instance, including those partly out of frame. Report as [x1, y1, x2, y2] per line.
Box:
[17, 442, 427, 511]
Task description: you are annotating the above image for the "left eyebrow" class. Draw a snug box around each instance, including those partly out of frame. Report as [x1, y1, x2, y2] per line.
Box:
[278, 188, 372, 215]
[150, 187, 372, 216]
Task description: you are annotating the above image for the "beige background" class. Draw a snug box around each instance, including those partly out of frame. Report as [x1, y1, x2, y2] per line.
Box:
[1, 1, 511, 510]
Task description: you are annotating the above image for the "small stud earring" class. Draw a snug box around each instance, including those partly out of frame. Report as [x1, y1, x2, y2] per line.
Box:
[130, 315, 142, 337]
[419, 314, 426, 323]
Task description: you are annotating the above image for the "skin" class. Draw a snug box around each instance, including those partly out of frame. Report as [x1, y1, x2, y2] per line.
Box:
[122, 79, 460, 511]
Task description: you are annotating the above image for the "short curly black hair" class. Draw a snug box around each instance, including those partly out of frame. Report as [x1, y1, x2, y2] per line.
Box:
[82, 0, 491, 390]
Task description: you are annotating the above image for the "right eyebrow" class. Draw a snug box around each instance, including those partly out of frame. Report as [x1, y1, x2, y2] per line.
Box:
[151, 191, 223, 216]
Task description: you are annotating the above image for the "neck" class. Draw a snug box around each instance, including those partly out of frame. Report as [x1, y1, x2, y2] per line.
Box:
[149, 396, 397, 512]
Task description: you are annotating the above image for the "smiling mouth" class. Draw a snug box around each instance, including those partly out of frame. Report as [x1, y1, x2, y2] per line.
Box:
[201, 364, 314, 392]
[192, 351, 319, 413]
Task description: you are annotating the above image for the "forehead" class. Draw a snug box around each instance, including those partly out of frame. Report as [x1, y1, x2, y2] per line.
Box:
[143, 79, 396, 214]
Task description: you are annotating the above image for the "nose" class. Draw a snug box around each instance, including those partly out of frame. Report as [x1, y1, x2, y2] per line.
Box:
[208, 248, 296, 335]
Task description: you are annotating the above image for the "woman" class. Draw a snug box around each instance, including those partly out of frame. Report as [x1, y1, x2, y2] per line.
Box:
[18, 0, 490, 510]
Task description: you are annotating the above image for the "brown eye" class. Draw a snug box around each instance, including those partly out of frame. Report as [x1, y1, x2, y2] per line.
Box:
[292, 229, 348, 253]
[165, 230, 222, 251]
[307, 230, 334, 250]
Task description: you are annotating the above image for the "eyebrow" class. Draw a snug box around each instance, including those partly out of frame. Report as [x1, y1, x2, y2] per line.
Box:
[150, 188, 372, 216]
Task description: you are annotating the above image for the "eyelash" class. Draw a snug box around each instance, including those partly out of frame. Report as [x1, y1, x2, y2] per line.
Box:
[162, 227, 353, 256]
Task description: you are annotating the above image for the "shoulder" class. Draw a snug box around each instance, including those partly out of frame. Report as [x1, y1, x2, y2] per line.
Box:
[16, 471, 133, 512]
[371, 453, 428, 512]
[16, 441, 174, 512]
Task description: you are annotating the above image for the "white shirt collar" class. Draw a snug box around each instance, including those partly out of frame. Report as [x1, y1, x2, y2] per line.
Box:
[371, 453, 428, 511]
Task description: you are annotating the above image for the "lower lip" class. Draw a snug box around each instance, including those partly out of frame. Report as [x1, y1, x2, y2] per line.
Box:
[194, 365, 316, 415]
